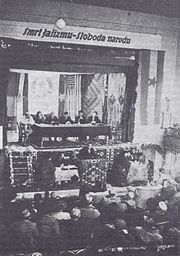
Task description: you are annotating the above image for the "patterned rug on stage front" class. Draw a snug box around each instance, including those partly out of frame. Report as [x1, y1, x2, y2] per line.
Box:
[80, 159, 108, 191]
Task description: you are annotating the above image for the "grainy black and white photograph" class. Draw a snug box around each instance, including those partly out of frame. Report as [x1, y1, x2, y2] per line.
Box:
[0, 0, 179, 255]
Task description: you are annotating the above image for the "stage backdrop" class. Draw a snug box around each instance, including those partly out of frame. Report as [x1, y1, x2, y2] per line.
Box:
[8, 71, 129, 140]
[28, 71, 59, 116]
[81, 73, 126, 137]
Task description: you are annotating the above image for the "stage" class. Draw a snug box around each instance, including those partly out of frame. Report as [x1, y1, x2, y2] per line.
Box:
[4, 141, 160, 206]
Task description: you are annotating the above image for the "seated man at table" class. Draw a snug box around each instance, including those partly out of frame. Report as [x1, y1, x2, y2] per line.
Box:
[75, 110, 87, 141]
[88, 111, 101, 124]
[44, 111, 59, 125]
[75, 110, 87, 124]
[59, 112, 74, 124]
[20, 112, 35, 126]
[34, 111, 45, 124]
[88, 111, 101, 140]
[19, 112, 35, 143]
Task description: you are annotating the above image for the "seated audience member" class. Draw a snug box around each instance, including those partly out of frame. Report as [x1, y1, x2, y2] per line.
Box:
[134, 218, 163, 246]
[110, 218, 136, 247]
[11, 208, 39, 251]
[88, 111, 101, 124]
[37, 203, 60, 251]
[51, 199, 71, 221]
[64, 207, 93, 250]
[34, 111, 44, 124]
[59, 111, 74, 124]
[152, 201, 169, 223]
[44, 111, 58, 125]
[165, 226, 180, 247]
[32, 193, 43, 213]
[78, 144, 97, 160]
[75, 110, 87, 124]
[80, 194, 100, 220]
[20, 112, 35, 126]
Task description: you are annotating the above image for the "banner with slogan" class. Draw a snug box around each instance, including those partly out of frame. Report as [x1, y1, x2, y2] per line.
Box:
[0, 20, 161, 50]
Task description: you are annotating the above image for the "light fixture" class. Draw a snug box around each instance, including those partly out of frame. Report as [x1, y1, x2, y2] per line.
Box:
[55, 18, 66, 29]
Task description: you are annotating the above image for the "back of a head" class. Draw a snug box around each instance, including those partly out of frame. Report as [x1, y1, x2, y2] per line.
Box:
[145, 217, 156, 228]
[34, 193, 43, 202]
[39, 202, 51, 215]
[114, 218, 127, 230]
[55, 199, 67, 212]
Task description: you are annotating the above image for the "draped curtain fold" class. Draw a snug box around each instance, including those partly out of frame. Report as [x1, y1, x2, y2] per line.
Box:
[23, 73, 29, 115]
[63, 74, 81, 120]
[16, 73, 25, 122]
[7, 72, 20, 117]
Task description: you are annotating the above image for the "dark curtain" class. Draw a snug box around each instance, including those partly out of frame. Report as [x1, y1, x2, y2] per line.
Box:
[121, 65, 138, 142]
[140, 50, 151, 125]
[102, 74, 108, 124]
[23, 73, 28, 115]
[58, 75, 65, 117]
[0, 68, 10, 146]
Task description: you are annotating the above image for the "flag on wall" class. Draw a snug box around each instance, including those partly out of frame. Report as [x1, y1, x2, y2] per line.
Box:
[140, 50, 165, 126]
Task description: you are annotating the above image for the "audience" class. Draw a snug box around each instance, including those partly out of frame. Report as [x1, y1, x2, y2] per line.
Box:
[1, 186, 180, 253]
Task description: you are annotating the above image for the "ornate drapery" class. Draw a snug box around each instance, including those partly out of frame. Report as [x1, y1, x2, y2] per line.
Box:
[81, 74, 105, 119]
[107, 73, 126, 134]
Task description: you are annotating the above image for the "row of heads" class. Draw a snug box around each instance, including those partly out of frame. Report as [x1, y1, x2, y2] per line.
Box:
[26, 110, 99, 118]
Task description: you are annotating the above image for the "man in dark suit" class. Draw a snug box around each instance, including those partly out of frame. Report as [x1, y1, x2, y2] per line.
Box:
[75, 110, 87, 124]
[44, 112, 58, 125]
[78, 144, 97, 160]
[75, 110, 87, 141]
[59, 112, 74, 124]
[88, 111, 101, 124]
[88, 111, 101, 140]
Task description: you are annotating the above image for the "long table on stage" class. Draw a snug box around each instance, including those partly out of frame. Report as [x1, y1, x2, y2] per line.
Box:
[31, 123, 111, 147]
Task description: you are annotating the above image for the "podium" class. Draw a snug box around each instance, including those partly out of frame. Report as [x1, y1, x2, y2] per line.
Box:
[80, 159, 108, 192]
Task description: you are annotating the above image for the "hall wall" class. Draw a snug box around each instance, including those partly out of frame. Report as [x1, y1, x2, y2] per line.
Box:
[0, 0, 179, 144]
